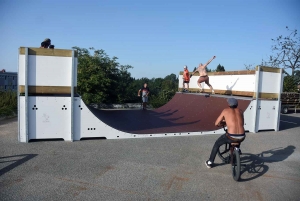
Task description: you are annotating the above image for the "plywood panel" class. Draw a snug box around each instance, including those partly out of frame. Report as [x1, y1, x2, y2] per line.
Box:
[19, 86, 77, 94]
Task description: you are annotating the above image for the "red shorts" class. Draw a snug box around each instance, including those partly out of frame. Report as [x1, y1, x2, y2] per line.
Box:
[198, 75, 210, 85]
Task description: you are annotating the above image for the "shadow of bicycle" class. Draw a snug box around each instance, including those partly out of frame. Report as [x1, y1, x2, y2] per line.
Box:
[238, 145, 295, 182]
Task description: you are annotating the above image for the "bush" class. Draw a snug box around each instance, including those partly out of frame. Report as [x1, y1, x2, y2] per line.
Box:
[283, 75, 299, 92]
[0, 90, 17, 117]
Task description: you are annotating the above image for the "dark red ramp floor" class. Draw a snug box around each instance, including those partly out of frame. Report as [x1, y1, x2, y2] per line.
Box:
[88, 93, 251, 134]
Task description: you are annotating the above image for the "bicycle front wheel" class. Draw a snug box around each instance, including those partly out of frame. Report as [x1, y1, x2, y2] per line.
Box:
[217, 143, 230, 163]
[232, 148, 241, 181]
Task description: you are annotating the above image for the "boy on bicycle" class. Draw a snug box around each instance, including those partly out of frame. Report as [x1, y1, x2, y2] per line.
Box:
[205, 98, 246, 168]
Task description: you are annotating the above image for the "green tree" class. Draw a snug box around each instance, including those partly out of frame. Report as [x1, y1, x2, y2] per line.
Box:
[266, 27, 300, 76]
[0, 90, 17, 116]
[206, 67, 212, 72]
[283, 75, 298, 92]
[114, 65, 134, 103]
[145, 74, 178, 108]
[244, 63, 255, 70]
[72, 46, 133, 104]
[216, 64, 225, 72]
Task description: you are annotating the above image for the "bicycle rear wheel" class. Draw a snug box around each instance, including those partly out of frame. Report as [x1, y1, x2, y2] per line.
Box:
[232, 148, 241, 181]
[217, 143, 230, 163]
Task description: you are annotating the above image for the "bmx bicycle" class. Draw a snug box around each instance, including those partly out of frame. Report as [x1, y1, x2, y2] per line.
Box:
[217, 125, 244, 181]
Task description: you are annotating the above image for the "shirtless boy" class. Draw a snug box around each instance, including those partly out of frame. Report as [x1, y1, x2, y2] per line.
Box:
[191, 56, 216, 94]
[205, 98, 246, 168]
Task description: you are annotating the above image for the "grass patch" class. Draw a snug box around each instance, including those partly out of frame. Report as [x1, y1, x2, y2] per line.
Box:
[0, 90, 17, 117]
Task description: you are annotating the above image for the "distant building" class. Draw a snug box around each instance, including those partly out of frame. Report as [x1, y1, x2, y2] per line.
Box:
[0, 71, 18, 91]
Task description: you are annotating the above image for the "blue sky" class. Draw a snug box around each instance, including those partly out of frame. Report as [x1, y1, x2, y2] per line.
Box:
[0, 0, 299, 78]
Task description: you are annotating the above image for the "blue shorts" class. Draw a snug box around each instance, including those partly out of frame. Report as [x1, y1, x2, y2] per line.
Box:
[142, 96, 148, 103]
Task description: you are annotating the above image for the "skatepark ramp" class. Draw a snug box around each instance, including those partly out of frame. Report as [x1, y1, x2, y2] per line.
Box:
[17, 47, 284, 142]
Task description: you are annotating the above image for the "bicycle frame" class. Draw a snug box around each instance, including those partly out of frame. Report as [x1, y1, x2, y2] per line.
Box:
[218, 125, 242, 181]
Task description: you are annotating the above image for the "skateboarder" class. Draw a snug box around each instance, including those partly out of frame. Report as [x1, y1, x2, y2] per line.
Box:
[205, 98, 246, 168]
[191, 56, 216, 94]
[182, 65, 190, 92]
[138, 83, 150, 110]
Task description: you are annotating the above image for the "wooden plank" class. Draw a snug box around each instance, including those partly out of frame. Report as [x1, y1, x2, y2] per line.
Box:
[256, 66, 281, 73]
[179, 66, 282, 75]
[19, 85, 77, 94]
[19, 47, 77, 57]
[179, 70, 255, 76]
[253, 92, 279, 99]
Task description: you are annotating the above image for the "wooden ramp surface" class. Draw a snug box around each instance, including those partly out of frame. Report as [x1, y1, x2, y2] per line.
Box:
[87, 93, 252, 134]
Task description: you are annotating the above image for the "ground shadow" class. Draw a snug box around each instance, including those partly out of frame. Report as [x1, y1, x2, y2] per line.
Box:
[0, 154, 38, 176]
[214, 145, 295, 182]
[88, 106, 201, 134]
[238, 145, 295, 182]
[279, 114, 300, 130]
[153, 109, 179, 117]
[29, 139, 64, 142]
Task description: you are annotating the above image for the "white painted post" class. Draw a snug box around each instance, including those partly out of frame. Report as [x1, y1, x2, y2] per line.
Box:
[253, 66, 261, 133]
[71, 50, 75, 142]
[275, 69, 284, 131]
[25, 48, 29, 143]
[17, 49, 20, 142]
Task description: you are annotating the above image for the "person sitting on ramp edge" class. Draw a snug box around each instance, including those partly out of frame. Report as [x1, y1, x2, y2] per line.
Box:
[40, 38, 51, 48]
[138, 83, 150, 110]
[191, 56, 216, 94]
[205, 98, 246, 168]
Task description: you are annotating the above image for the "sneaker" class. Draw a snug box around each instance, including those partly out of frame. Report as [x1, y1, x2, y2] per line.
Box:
[205, 160, 212, 168]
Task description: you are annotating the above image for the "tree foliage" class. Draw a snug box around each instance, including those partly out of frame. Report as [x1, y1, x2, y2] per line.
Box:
[244, 63, 255, 71]
[73, 46, 178, 107]
[283, 74, 299, 92]
[205, 67, 212, 72]
[267, 27, 300, 76]
[216, 64, 225, 72]
[73, 47, 114, 104]
[0, 90, 17, 116]
[245, 27, 300, 92]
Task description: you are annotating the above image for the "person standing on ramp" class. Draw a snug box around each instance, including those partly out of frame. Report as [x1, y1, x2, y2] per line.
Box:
[138, 83, 150, 110]
[191, 56, 216, 94]
[182, 65, 190, 92]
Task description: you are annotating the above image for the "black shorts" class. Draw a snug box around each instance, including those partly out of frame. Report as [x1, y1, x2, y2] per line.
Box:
[183, 81, 189, 84]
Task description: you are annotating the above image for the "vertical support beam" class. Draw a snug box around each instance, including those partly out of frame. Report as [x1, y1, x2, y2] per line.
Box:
[25, 47, 29, 143]
[70, 50, 75, 142]
[17, 49, 20, 142]
[253, 66, 261, 133]
[275, 69, 284, 131]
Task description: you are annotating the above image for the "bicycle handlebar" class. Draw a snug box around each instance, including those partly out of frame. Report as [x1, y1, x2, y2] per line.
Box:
[222, 125, 228, 132]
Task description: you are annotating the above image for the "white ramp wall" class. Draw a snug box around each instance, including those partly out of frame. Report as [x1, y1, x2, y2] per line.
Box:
[18, 47, 284, 142]
[18, 47, 77, 88]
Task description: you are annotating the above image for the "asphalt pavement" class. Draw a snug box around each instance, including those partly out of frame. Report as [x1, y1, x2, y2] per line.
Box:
[0, 113, 300, 201]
